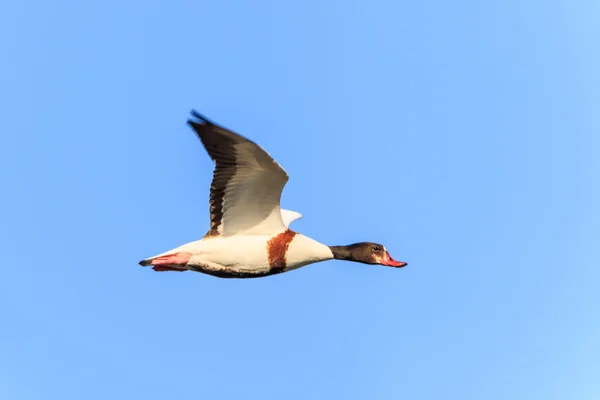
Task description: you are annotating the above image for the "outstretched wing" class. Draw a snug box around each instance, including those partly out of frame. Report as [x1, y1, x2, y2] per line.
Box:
[188, 111, 289, 237]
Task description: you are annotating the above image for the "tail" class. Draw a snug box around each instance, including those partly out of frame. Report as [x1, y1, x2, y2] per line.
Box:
[138, 252, 192, 272]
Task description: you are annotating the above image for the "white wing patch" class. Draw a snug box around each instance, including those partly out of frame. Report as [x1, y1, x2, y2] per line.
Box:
[281, 209, 302, 228]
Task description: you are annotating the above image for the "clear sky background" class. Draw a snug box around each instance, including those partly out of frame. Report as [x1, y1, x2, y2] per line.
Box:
[1, 1, 599, 399]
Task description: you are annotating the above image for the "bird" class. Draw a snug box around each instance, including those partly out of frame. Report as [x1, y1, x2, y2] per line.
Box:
[139, 111, 407, 278]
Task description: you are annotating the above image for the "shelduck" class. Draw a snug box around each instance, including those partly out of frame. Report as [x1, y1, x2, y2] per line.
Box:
[139, 111, 407, 278]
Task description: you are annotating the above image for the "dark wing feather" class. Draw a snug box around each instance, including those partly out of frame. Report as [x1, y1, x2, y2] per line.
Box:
[187, 111, 289, 237]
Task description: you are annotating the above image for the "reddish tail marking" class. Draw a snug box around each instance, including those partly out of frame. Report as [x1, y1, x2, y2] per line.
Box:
[149, 252, 192, 272]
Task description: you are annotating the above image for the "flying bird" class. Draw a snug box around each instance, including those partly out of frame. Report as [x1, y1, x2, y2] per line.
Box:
[139, 111, 407, 278]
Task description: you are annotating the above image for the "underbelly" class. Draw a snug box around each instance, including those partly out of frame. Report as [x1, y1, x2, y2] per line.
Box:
[196, 267, 281, 279]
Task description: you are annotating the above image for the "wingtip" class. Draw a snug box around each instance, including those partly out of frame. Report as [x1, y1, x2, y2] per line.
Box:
[189, 110, 211, 124]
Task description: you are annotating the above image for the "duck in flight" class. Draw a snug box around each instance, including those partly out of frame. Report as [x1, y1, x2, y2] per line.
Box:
[139, 111, 407, 278]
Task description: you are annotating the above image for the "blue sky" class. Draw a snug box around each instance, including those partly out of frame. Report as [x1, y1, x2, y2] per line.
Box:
[1, 0, 599, 399]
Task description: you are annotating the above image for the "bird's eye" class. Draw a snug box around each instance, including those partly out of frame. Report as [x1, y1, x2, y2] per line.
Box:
[373, 246, 380, 251]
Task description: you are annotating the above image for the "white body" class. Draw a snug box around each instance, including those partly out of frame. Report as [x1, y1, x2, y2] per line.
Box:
[149, 232, 333, 274]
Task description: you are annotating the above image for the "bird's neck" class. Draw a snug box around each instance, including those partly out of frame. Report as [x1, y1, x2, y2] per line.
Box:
[329, 245, 354, 261]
